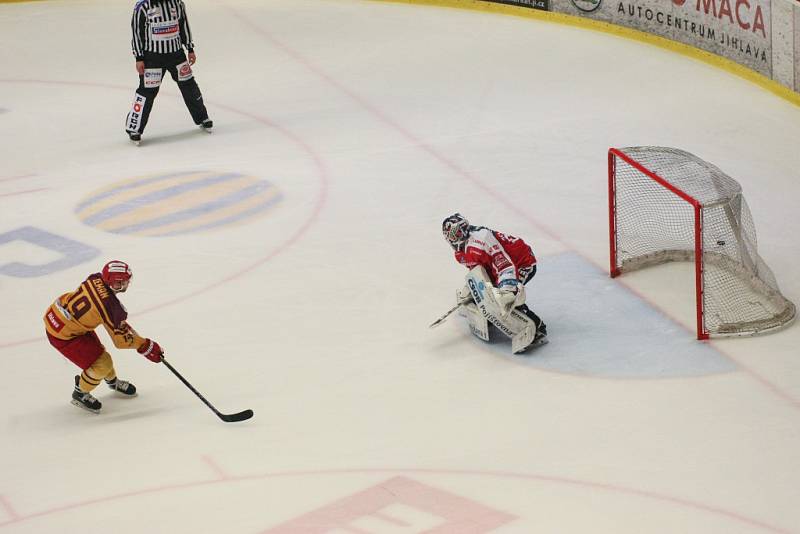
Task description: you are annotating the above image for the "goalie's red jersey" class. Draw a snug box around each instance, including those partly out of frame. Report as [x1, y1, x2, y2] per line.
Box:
[454, 227, 536, 287]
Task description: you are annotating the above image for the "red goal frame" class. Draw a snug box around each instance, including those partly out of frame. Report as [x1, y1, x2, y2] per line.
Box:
[608, 148, 708, 340]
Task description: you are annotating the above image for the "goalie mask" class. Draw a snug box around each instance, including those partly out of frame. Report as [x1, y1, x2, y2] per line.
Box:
[101, 260, 133, 293]
[442, 213, 470, 250]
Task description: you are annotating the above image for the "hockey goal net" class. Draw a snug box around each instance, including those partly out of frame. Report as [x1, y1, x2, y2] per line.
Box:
[608, 146, 795, 339]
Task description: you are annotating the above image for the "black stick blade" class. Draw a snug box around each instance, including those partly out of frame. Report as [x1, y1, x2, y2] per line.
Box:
[219, 409, 254, 423]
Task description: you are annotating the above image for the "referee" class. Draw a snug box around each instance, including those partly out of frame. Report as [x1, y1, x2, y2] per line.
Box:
[125, 0, 212, 145]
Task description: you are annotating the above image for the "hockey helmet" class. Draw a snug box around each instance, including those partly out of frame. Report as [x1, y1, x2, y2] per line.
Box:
[101, 260, 133, 292]
[442, 213, 470, 249]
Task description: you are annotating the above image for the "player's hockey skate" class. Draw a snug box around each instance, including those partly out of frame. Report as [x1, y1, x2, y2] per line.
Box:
[71, 376, 101, 414]
[200, 119, 213, 133]
[106, 377, 137, 397]
[127, 131, 141, 146]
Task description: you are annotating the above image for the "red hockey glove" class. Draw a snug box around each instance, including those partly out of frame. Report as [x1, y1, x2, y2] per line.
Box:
[137, 338, 163, 363]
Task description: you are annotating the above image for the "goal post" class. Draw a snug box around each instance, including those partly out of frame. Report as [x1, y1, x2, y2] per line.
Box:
[608, 146, 795, 339]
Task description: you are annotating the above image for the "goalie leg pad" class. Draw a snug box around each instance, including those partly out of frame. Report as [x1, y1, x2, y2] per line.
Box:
[465, 266, 537, 340]
[511, 324, 536, 354]
[459, 301, 490, 341]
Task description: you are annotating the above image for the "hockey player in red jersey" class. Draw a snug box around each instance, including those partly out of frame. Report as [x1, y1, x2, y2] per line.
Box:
[43, 260, 164, 413]
[442, 213, 547, 349]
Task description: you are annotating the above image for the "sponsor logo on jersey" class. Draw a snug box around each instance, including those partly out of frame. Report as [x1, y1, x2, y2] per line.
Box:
[152, 23, 179, 36]
[492, 252, 512, 270]
[75, 171, 283, 237]
[46, 309, 64, 331]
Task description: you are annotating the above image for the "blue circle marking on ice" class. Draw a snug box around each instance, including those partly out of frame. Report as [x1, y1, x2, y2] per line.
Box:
[74, 171, 283, 237]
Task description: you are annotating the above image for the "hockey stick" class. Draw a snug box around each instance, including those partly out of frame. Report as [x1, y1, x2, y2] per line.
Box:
[161, 358, 254, 423]
[429, 297, 472, 329]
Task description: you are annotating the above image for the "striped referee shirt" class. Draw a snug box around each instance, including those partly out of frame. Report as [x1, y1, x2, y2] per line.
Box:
[131, 0, 194, 60]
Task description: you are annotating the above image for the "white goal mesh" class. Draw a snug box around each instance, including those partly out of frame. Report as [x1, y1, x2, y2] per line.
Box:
[609, 146, 795, 338]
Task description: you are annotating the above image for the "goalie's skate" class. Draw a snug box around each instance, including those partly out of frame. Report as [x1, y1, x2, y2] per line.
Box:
[525, 323, 549, 351]
[127, 132, 141, 146]
[71, 376, 101, 414]
[106, 377, 137, 397]
[529, 332, 549, 349]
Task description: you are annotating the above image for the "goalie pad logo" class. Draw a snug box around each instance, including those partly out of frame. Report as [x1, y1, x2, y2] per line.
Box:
[467, 278, 485, 304]
[126, 94, 146, 133]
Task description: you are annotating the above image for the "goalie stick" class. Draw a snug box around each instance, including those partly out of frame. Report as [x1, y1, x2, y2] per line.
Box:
[162, 358, 254, 423]
[429, 297, 472, 329]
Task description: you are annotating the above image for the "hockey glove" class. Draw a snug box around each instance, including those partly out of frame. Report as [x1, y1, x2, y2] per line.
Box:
[138, 338, 163, 363]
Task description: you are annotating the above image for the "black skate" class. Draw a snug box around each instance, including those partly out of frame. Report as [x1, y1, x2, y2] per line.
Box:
[530, 332, 548, 348]
[519, 323, 548, 352]
[71, 376, 102, 413]
[106, 377, 137, 397]
[530, 323, 548, 348]
[127, 131, 141, 146]
[537, 322, 547, 338]
[200, 119, 213, 133]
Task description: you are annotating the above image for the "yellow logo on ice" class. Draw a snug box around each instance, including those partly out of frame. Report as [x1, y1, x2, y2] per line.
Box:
[75, 171, 282, 237]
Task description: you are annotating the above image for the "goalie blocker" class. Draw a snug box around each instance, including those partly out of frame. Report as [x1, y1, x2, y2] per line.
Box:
[459, 266, 544, 353]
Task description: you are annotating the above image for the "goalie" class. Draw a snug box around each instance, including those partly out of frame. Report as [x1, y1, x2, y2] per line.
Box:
[442, 213, 547, 353]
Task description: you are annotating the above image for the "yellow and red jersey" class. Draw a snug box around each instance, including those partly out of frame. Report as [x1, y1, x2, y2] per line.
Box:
[43, 273, 146, 350]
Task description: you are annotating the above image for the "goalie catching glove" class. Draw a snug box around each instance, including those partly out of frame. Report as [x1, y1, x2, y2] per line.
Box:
[138, 338, 164, 363]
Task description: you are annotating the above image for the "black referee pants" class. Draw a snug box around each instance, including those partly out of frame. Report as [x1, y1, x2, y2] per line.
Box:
[125, 50, 209, 135]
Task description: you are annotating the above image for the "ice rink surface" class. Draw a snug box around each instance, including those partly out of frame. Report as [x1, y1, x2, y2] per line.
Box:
[1, 0, 799, 532]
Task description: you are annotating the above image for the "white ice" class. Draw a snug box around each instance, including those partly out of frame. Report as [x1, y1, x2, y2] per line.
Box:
[1, 1, 799, 532]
